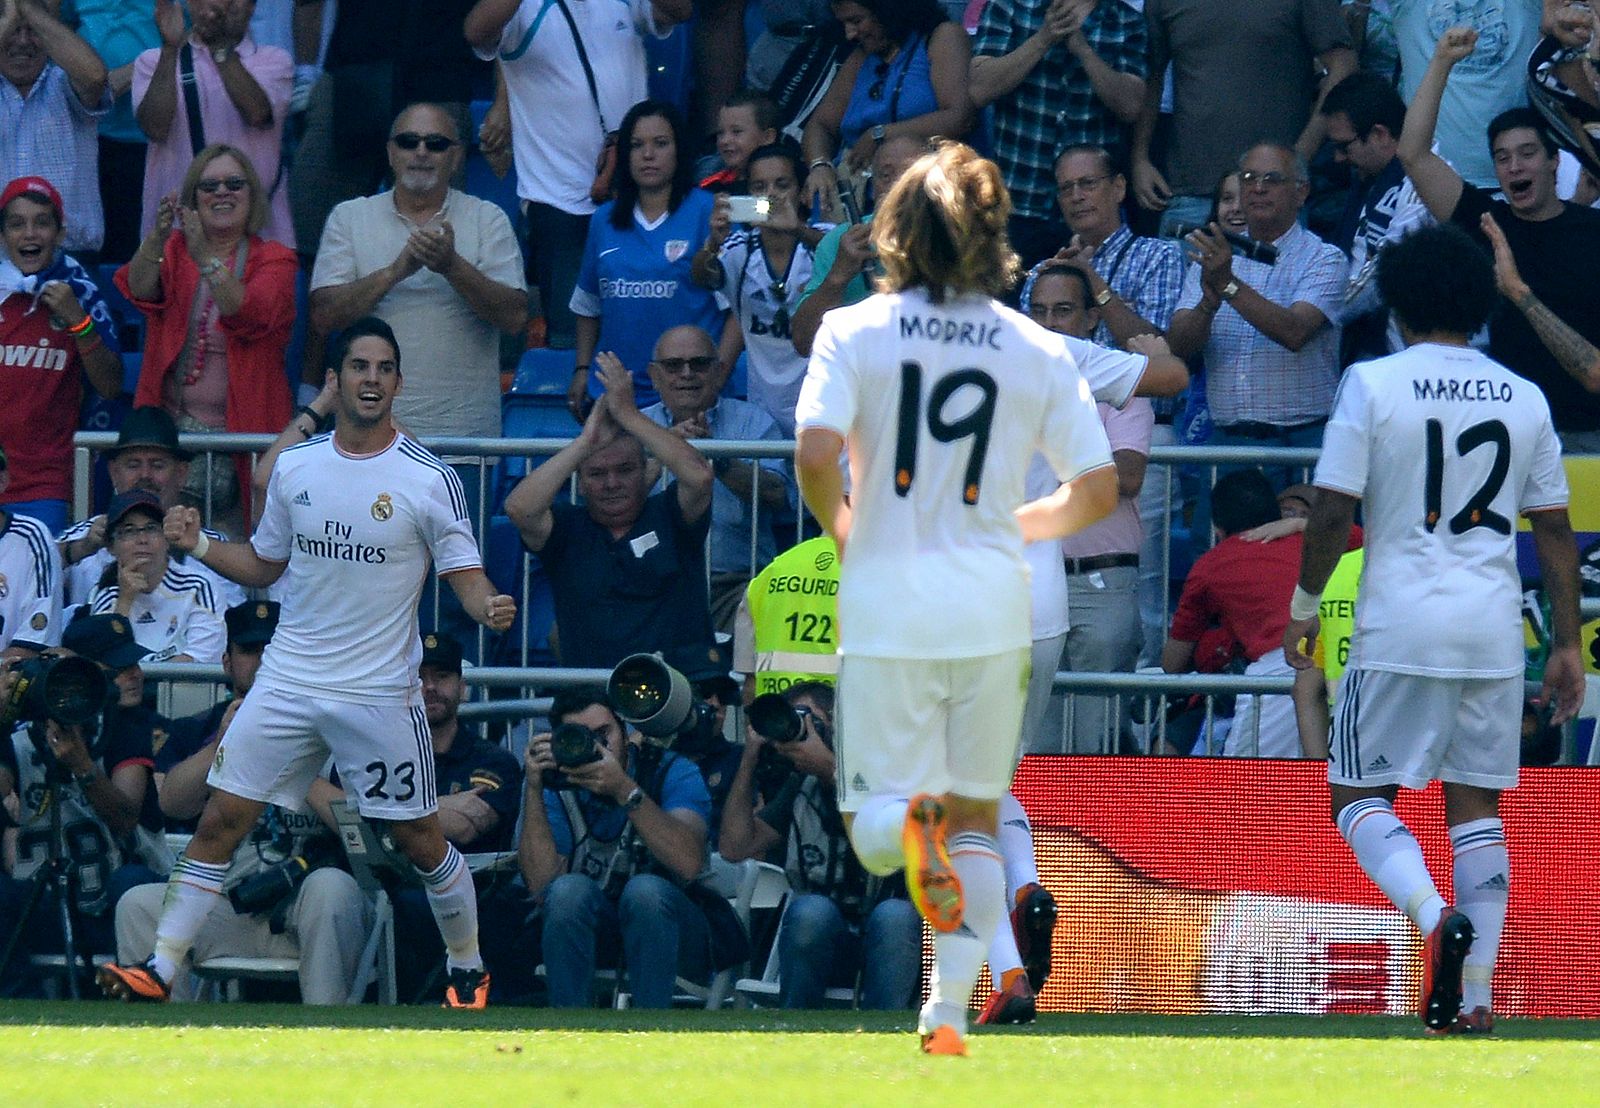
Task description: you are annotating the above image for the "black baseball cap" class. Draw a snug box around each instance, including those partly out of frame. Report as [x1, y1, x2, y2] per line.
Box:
[107, 407, 192, 461]
[62, 613, 151, 669]
[225, 601, 280, 648]
[420, 633, 464, 674]
[106, 488, 164, 530]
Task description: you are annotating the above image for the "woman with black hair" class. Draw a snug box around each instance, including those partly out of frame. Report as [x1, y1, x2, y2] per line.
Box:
[567, 99, 726, 417]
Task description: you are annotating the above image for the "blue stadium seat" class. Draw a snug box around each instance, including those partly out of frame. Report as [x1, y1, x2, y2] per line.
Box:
[498, 388, 580, 507]
[466, 99, 525, 239]
[510, 347, 577, 397]
[721, 350, 747, 401]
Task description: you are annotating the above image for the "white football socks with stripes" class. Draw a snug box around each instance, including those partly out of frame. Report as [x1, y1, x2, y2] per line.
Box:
[1336, 797, 1444, 936]
[151, 855, 230, 983]
[921, 831, 1004, 1037]
[987, 792, 1037, 980]
[421, 844, 483, 972]
[1450, 817, 1508, 1013]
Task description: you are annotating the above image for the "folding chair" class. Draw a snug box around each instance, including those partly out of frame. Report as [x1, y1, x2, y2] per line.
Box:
[734, 875, 860, 1008]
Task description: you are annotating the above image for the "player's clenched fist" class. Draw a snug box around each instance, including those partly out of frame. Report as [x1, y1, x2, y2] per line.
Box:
[164, 505, 201, 551]
[481, 593, 517, 632]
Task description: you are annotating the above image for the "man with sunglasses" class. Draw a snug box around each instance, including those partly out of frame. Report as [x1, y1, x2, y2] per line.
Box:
[132, 0, 295, 247]
[1168, 143, 1348, 485]
[639, 325, 793, 632]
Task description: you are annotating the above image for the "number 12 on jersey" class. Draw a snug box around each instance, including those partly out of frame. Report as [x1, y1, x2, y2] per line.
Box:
[893, 360, 998, 505]
[1422, 417, 1510, 535]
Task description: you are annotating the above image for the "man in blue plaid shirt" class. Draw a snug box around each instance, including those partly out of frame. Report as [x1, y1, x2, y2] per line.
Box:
[970, 0, 1148, 269]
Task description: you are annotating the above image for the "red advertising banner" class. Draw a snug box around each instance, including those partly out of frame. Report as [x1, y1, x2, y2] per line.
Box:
[1008, 757, 1600, 1017]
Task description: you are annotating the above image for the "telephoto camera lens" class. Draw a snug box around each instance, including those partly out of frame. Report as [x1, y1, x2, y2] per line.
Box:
[747, 693, 804, 744]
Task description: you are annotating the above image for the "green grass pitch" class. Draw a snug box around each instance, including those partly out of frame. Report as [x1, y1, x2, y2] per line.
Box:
[4, 1005, 1600, 1105]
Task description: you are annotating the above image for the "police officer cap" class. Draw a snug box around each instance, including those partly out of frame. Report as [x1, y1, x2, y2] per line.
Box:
[225, 601, 280, 648]
[420, 633, 464, 674]
[62, 612, 152, 669]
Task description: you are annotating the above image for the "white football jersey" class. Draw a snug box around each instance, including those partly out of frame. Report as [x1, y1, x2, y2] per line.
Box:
[1314, 343, 1567, 677]
[250, 432, 481, 701]
[90, 564, 225, 663]
[0, 512, 63, 651]
[60, 519, 246, 611]
[797, 289, 1114, 658]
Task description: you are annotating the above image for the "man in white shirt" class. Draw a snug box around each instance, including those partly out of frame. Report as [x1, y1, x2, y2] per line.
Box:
[98, 317, 517, 1010]
[464, 0, 689, 351]
[795, 143, 1117, 1055]
[1283, 224, 1584, 1035]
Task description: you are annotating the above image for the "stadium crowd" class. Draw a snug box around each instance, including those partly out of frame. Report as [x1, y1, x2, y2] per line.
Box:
[0, 0, 1597, 1010]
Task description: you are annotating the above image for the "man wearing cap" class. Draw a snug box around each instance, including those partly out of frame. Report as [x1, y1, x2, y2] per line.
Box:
[0, 175, 123, 534]
[656, 639, 743, 841]
[0, 613, 168, 990]
[115, 598, 375, 1006]
[0, 443, 64, 659]
[0, 2, 111, 258]
[58, 407, 244, 611]
[87, 489, 225, 665]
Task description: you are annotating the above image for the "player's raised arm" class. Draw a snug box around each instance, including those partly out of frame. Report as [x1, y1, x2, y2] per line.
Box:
[1127, 334, 1190, 398]
[443, 568, 516, 632]
[163, 505, 285, 588]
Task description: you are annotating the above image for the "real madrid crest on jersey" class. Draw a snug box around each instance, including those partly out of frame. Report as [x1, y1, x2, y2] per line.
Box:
[371, 493, 394, 521]
[30, 613, 47, 631]
[664, 240, 689, 263]
[0, 572, 8, 599]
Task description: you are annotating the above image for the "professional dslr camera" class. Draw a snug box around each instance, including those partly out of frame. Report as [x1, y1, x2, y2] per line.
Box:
[541, 720, 606, 790]
[746, 692, 831, 798]
[1, 654, 112, 765]
[606, 653, 723, 759]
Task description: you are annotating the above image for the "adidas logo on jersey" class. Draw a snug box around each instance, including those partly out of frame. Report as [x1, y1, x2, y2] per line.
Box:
[1366, 755, 1391, 773]
[851, 774, 868, 792]
[136, 611, 156, 624]
[1477, 873, 1509, 892]
[293, 491, 312, 506]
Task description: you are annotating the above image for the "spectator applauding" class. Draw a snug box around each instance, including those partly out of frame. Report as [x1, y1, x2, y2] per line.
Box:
[0, 175, 122, 533]
[133, 0, 294, 248]
[801, 0, 974, 219]
[117, 145, 296, 525]
[568, 100, 725, 416]
[1169, 144, 1348, 460]
[0, 0, 110, 257]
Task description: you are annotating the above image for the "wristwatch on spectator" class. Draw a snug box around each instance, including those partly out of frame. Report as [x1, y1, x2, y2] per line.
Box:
[1094, 284, 1114, 307]
[622, 785, 646, 812]
[210, 45, 233, 65]
[872, 124, 886, 144]
[1220, 279, 1240, 301]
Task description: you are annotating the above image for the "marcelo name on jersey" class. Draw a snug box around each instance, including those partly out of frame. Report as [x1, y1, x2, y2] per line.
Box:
[1412, 377, 1515, 404]
[293, 518, 388, 564]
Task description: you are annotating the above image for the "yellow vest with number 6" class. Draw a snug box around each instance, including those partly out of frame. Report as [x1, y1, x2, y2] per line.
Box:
[1313, 547, 1365, 701]
[746, 536, 841, 696]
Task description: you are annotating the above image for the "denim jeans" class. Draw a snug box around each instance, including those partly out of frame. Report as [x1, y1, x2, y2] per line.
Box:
[541, 871, 710, 1008]
[777, 893, 920, 1009]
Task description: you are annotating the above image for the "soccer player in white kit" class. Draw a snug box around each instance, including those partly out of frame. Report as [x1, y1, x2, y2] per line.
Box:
[1282, 224, 1584, 1034]
[98, 317, 517, 1009]
[794, 143, 1119, 1055]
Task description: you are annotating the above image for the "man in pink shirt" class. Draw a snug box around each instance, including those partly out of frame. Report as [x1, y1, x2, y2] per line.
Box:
[133, 0, 293, 248]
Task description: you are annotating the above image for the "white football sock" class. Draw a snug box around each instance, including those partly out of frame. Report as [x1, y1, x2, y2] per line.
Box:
[920, 831, 1003, 1037]
[1336, 797, 1444, 935]
[420, 845, 482, 972]
[151, 855, 229, 982]
[848, 795, 908, 877]
[1450, 817, 1508, 1013]
[997, 791, 1039, 899]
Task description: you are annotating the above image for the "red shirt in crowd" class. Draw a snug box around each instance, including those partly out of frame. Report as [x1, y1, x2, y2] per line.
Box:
[0, 293, 96, 504]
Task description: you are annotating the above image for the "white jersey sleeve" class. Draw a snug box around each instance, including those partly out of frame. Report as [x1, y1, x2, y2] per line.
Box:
[796, 314, 859, 436]
[251, 460, 296, 564]
[1037, 345, 1115, 485]
[0, 515, 63, 650]
[1312, 368, 1373, 498]
[1519, 414, 1569, 512]
[176, 599, 225, 663]
[404, 443, 482, 574]
[1061, 333, 1148, 410]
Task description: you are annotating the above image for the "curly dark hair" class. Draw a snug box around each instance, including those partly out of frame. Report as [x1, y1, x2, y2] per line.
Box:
[1377, 224, 1496, 339]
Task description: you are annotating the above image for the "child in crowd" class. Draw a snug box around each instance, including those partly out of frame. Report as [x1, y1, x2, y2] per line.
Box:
[698, 90, 780, 191]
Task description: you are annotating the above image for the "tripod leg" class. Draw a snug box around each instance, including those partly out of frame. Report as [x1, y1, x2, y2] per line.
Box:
[54, 865, 82, 1001]
[0, 873, 52, 992]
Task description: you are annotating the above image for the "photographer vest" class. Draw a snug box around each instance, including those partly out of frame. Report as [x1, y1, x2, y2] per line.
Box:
[557, 752, 675, 896]
[744, 536, 840, 697]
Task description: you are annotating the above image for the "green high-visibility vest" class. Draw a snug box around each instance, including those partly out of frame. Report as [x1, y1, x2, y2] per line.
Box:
[745, 536, 841, 696]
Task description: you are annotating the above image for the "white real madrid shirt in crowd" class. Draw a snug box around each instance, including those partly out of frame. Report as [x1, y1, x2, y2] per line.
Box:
[250, 432, 481, 701]
[476, 0, 667, 215]
[0, 511, 64, 651]
[90, 566, 226, 663]
[715, 226, 826, 435]
[310, 189, 526, 448]
[796, 288, 1113, 659]
[59, 520, 246, 611]
[1313, 342, 1568, 677]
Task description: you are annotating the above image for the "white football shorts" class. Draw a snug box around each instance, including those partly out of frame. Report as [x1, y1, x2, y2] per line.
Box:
[1328, 668, 1523, 791]
[834, 648, 1030, 812]
[207, 680, 438, 820]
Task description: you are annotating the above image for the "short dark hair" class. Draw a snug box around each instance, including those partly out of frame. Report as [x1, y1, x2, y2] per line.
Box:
[1030, 262, 1092, 305]
[1487, 108, 1558, 158]
[1320, 72, 1406, 139]
[610, 99, 697, 230]
[746, 139, 806, 188]
[1054, 144, 1116, 178]
[1210, 469, 1281, 536]
[784, 681, 835, 714]
[549, 686, 617, 728]
[721, 89, 778, 134]
[1377, 224, 1496, 339]
[329, 316, 401, 375]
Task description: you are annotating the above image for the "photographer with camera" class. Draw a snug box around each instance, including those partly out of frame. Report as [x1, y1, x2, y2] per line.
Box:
[0, 614, 169, 993]
[519, 686, 714, 1008]
[114, 599, 373, 1005]
[719, 681, 920, 1009]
